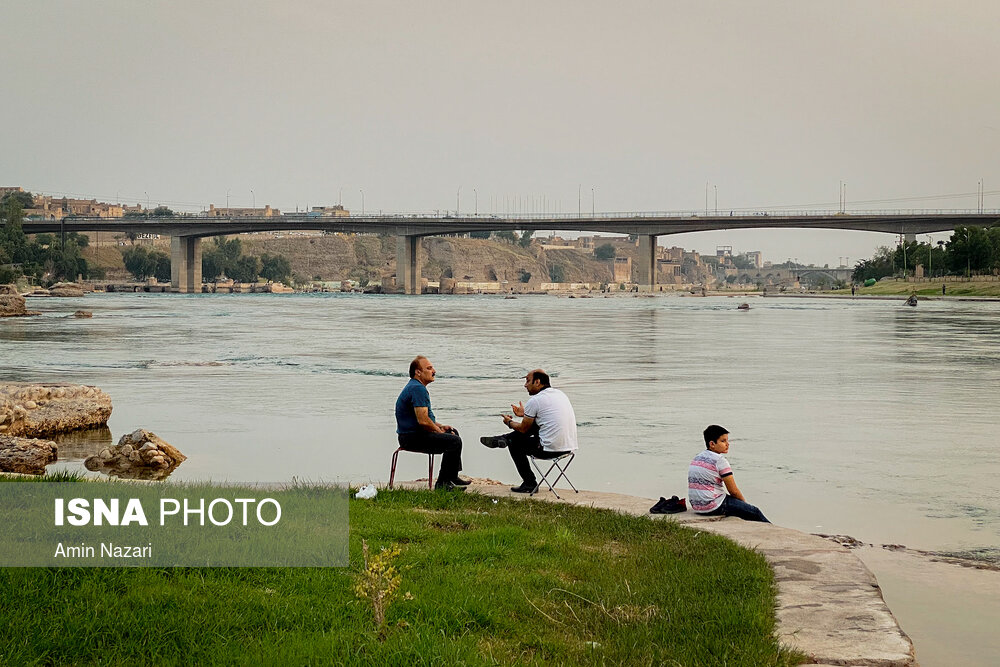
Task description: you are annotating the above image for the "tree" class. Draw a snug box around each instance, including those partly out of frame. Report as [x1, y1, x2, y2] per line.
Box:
[260, 253, 292, 283]
[519, 269, 531, 283]
[153, 252, 171, 282]
[122, 246, 158, 280]
[34, 234, 54, 247]
[152, 206, 174, 217]
[469, 231, 491, 239]
[0, 198, 31, 266]
[229, 255, 260, 283]
[67, 232, 89, 248]
[493, 230, 517, 244]
[2, 191, 33, 209]
[946, 226, 992, 276]
[852, 246, 894, 282]
[594, 243, 616, 260]
[518, 230, 534, 248]
[202, 247, 225, 281]
[548, 264, 565, 283]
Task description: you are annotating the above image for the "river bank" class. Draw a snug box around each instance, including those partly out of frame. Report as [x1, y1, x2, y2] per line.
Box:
[0, 475, 799, 666]
[459, 480, 998, 667]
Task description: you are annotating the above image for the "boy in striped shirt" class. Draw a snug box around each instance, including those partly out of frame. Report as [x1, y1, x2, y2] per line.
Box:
[688, 425, 769, 523]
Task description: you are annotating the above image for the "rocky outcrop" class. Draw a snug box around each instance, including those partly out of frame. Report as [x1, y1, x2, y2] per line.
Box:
[0, 383, 112, 437]
[49, 282, 85, 297]
[84, 429, 186, 480]
[0, 284, 40, 317]
[0, 435, 58, 474]
[70, 310, 93, 318]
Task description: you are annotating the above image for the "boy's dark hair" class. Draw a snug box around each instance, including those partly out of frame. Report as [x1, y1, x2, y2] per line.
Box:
[408, 355, 427, 378]
[530, 370, 551, 388]
[703, 424, 729, 447]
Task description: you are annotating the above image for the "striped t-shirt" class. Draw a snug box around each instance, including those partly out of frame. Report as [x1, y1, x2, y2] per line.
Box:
[688, 450, 732, 513]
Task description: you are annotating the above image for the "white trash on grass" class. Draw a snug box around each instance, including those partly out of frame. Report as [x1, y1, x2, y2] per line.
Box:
[355, 484, 377, 500]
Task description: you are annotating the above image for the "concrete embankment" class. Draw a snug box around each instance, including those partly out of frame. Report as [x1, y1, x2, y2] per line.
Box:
[451, 481, 917, 666]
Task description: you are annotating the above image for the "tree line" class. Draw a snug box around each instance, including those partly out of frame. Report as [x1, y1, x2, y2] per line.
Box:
[121, 236, 292, 284]
[852, 226, 1000, 283]
[2, 191, 292, 286]
[1, 191, 100, 284]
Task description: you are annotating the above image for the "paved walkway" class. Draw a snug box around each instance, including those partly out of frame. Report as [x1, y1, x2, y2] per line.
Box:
[443, 480, 917, 667]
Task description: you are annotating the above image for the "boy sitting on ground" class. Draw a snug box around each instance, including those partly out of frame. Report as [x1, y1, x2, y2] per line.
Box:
[688, 425, 769, 523]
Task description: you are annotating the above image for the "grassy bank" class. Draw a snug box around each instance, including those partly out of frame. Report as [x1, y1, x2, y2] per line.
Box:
[833, 278, 1000, 297]
[0, 479, 802, 666]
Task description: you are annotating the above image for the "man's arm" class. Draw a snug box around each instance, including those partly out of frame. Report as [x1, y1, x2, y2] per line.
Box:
[502, 413, 535, 434]
[722, 473, 746, 502]
[414, 407, 444, 434]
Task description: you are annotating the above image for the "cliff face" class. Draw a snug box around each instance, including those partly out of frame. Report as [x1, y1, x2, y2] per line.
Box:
[238, 234, 615, 286]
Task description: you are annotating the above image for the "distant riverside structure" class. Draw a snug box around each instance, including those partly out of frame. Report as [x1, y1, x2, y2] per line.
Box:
[11, 185, 992, 293]
[206, 204, 281, 218]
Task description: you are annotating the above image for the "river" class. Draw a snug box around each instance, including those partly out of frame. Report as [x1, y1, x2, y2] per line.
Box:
[3, 292, 999, 559]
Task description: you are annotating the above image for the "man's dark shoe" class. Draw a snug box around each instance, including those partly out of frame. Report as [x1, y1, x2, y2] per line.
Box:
[480, 435, 509, 449]
[450, 477, 472, 486]
[434, 480, 465, 491]
[510, 481, 537, 493]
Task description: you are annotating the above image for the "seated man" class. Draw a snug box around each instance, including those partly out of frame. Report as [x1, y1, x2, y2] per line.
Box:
[481, 369, 578, 493]
[688, 425, 769, 522]
[395, 355, 469, 490]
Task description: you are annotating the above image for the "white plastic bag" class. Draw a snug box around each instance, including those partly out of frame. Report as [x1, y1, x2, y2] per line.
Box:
[355, 484, 377, 500]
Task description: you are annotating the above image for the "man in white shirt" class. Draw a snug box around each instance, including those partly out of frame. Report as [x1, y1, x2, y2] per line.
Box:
[481, 369, 578, 493]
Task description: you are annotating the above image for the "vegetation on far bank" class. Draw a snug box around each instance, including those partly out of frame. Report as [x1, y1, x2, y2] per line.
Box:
[833, 278, 1000, 298]
[0, 482, 803, 666]
[852, 225, 1000, 284]
[1, 192, 100, 285]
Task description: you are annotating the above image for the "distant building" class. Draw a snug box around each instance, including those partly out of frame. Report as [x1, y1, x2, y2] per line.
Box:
[309, 205, 350, 217]
[0, 186, 25, 198]
[613, 256, 632, 283]
[22, 194, 124, 220]
[657, 259, 682, 283]
[206, 204, 280, 217]
[744, 250, 763, 269]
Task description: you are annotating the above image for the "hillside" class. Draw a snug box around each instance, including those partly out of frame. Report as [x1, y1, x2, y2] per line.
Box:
[237, 234, 617, 287]
[81, 233, 623, 287]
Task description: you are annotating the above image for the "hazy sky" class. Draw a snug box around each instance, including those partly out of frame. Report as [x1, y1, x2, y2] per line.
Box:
[4, 1, 998, 265]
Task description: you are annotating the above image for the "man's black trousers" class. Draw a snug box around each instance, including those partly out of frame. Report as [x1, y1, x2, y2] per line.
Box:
[398, 429, 463, 483]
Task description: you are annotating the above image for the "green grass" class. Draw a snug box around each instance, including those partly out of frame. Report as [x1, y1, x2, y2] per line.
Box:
[832, 278, 1000, 297]
[0, 486, 804, 666]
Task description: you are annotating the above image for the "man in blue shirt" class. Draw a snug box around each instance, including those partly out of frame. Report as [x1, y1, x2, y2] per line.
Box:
[395, 355, 468, 490]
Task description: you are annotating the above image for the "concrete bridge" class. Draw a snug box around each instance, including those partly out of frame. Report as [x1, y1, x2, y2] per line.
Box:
[22, 210, 999, 293]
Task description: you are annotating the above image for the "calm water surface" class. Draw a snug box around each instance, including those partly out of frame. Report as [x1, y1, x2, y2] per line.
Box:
[3, 292, 999, 559]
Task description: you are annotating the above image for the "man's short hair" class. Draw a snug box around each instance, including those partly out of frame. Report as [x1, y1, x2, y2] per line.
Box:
[528, 370, 551, 388]
[409, 355, 427, 378]
[703, 424, 729, 447]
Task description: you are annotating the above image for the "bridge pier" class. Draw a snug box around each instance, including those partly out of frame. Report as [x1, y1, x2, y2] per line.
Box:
[637, 235, 657, 291]
[170, 236, 202, 293]
[396, 235, 421, 295]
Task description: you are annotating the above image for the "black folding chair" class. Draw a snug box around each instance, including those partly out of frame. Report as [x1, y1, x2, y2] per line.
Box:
[528, 451, 578, 499]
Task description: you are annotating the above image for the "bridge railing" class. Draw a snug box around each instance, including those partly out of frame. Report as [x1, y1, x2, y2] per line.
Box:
[29, 208, 999, 225]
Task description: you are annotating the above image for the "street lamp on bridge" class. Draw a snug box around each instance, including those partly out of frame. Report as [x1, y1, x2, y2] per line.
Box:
[360, 189, 365, 216]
